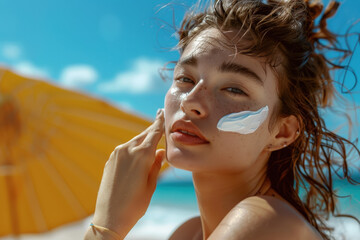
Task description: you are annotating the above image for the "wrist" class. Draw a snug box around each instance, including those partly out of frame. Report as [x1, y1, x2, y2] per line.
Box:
[84, 222, 124, 240]
[92, 211, 139, 238]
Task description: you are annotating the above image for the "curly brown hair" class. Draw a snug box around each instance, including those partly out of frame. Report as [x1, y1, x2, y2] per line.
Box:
[174, 0, 360, 239]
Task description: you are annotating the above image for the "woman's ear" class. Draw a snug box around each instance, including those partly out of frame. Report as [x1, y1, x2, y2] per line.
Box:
[267, 115, 300, 152]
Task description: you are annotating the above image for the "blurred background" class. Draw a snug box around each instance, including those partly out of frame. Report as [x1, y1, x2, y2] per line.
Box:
[0, 0, 359, 239]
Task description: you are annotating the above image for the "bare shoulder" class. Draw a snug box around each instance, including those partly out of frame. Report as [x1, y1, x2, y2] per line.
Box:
[209, 196, 323, 240]
[169, 216, 202, 240]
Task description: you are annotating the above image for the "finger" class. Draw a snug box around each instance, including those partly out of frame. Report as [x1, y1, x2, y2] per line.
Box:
[129, 122, 156, 145]
[129, 109, 164, 147]
[138, 109, 165, 152]
[147, 149, 166, 191]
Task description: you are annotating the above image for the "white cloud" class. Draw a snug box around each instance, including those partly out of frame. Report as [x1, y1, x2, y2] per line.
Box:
[98, 58, 167, 94]
[59, 65, 98, 88]
[13, 61, 49, 79]
[2, 43, 22, 60]
[116, 101, 134, 112]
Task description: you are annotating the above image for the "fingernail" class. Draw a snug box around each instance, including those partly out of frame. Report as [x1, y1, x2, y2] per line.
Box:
[156, 108, 163, 116]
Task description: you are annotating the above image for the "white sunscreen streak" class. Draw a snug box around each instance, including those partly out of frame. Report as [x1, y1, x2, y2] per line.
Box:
[217, 106, 269, 134]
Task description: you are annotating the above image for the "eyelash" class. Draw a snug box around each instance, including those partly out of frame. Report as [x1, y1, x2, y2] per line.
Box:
[175, 77, 194, 84]
[175, 76, 247, 96]
[224, 87, 247, 96]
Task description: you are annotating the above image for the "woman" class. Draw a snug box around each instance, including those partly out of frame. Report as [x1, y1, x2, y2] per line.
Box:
[84, 0, 359, 239]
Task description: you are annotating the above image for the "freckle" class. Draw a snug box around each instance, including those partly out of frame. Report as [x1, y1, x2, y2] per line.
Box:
[242, 105, 250, 111]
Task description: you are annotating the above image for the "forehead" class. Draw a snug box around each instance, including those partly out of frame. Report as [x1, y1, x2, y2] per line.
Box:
[183, 28, 225, 55]
[179, 28, 268, 78]
[183, 27, 256, 52]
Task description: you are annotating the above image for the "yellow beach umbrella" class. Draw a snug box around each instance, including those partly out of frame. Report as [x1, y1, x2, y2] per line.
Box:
[0, 68, 166, 237]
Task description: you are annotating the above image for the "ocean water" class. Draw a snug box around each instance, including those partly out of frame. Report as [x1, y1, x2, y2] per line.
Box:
[126, 179, 360, 240]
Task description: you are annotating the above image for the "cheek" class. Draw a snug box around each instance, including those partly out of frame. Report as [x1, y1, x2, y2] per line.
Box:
[164, 88, 179, 118]
[213, 102, 257, 130]
[164, 87, 184, 134]
[213, 133, 267, 170]
[164, 86, 190, 118]
[217, 134, 254, 155]
[164, 91, 173, 133]
[214, 113, 272, 157]
[164, 90, 171, 113]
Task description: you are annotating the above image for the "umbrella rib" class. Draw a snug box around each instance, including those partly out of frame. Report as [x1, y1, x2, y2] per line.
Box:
[21, 116, 104, 190]
[22, 162, 49, 232]
[54, 106, 149, 132]
[1, 146, 48, 235]
[46, 146, 99, 191]
[15, 127, 95, 233]
[51, 114, 133, 145]
[47, 122, 110, 167]
[24, 115, 101, 188]
[23, 109, 117, 165]
[37, 152, 87, 219]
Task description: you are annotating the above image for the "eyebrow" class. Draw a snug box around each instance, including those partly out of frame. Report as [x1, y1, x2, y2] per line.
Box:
[178, 55, 198, 67]
[177, 55, 264, 86]
[219, 62, 263, 86]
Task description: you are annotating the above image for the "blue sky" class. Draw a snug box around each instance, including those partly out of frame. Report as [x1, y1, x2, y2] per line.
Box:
[0, 0, 194, 118]
[0, 0, 359, 123]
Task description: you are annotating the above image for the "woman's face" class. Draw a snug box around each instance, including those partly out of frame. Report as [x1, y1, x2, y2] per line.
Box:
[164, 28, 280, 174]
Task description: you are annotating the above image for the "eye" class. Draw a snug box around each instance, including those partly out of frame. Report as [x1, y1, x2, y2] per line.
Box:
[225, 87, 247, 96]
[175, 77, 195, 84]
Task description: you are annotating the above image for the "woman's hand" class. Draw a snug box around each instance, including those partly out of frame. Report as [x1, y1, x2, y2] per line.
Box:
[90, 109, 166, 238]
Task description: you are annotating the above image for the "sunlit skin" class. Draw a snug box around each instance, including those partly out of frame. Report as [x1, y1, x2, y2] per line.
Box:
[84, 28, 321, 240]
[165, 28, 279, 174]
[164, 28, 319, 239]
[164, 29, 279, 236]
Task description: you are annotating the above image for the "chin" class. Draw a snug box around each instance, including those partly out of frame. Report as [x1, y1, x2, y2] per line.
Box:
[165, 146, 207, 172]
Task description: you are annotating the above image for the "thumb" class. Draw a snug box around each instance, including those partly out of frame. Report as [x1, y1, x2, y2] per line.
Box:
[147, 149, 166, 191]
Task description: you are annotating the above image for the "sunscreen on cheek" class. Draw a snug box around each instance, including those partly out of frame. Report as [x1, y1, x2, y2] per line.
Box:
[170, 87, 188, 100]
[217, 106, 269, 134]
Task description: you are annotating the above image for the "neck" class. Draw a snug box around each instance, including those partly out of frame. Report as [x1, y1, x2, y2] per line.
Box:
[192, 167, 268, 239]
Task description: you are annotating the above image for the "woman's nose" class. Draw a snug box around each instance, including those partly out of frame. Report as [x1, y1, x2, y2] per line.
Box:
[180, 80, 209, 118]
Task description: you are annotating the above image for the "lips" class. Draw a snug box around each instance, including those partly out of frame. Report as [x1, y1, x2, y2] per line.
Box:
[170, 120, 209, 145]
